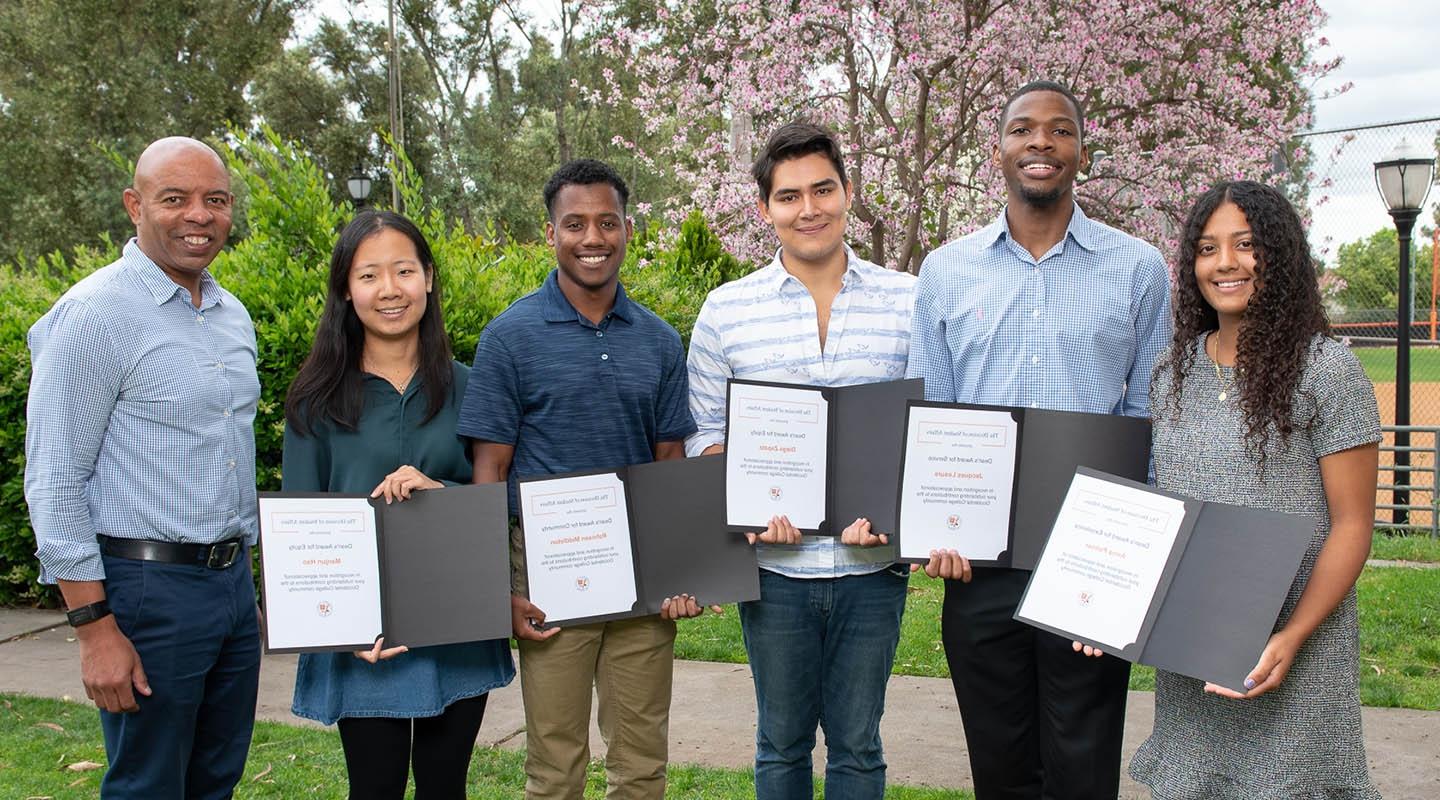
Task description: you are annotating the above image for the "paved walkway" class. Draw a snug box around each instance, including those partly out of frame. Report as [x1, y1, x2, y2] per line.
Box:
[3, 608, 1437, 798]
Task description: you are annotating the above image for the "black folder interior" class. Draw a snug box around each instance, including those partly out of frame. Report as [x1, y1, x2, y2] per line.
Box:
[1139, 502, 1313, 690]
[1010, 410, 1151, 569]
[379, 483, 512, 649]
[831, 379, 925, 534]
[627, 454, 760, 615]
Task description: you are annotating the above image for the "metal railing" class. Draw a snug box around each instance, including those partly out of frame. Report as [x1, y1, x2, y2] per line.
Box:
[1378, 424, 1440, 537]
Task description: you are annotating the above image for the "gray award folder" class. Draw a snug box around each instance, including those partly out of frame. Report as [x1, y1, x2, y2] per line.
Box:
[1015, 467, 1315, 692]
[258, 483, 512, 654]
[521, 455, 759, 628]
[894, 401, 1152, 569]
[725, 377, 925, 536]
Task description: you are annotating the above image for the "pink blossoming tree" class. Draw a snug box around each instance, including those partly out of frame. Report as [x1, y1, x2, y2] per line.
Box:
[590, 0, 1339, 272]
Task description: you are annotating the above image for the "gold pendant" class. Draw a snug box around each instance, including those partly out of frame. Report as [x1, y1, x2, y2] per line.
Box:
[1218, 391, 1227, 402]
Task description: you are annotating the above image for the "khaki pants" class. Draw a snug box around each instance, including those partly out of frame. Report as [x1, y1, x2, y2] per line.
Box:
[511, 522, 677, 800]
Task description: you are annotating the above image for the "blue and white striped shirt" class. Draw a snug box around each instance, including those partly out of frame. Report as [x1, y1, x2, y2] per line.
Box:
[686, 248, 915, 578]
[25, 239, 260, 583]
[907, 204, 1170, 417]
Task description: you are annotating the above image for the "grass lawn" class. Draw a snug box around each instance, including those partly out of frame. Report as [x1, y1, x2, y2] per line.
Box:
[676, 564, 1440, 711]
[0, 694, 972, 800]
[1351, 345, 1440, 383]
[1371, 530, 1440, 562]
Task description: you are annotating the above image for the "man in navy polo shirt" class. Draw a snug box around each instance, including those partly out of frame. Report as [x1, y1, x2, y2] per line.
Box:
[459, 159, 703, 800]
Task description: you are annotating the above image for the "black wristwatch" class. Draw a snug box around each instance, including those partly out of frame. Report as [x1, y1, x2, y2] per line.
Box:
[66, 600, 112, 628]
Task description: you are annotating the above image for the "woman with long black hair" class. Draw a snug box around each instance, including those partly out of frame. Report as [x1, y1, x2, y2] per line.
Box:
[283, 211, 513, 799]
[1125, 181, 1381, 798]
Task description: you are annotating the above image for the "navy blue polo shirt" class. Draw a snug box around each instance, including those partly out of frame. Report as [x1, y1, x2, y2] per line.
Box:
[458, 269, 698, 514]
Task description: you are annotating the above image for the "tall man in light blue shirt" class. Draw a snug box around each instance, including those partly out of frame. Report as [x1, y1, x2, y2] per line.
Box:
[687, 122, 916, 799]
[25, 137, 261, 799]
[908, 82, 1171, 799]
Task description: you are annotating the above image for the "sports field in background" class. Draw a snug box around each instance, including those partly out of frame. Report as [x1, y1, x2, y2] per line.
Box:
[1352, 345, 1440, 529]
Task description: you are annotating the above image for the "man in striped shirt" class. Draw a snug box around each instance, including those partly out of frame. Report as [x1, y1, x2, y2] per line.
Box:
[685, 121, 916, 799]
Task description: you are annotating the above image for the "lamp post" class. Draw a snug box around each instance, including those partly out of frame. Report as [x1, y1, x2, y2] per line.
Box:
[347, 162, 373, 209]
[1373, 138, 1436, 525]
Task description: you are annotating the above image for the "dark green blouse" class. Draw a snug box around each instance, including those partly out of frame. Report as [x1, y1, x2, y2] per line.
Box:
[282, 361, 472, 493]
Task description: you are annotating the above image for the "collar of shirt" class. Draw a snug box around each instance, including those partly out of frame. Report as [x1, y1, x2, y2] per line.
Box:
[755, 244, 870, 297]
[537, 267, 635, 326]
[121, 238, 225, 310]
[977, 202, 1101, 262]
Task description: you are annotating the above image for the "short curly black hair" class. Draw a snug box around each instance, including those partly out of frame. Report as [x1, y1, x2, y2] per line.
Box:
[1000, 80, 1086, 146]
[1160, 180, 1329, 469]
[543, 158, 629, 220]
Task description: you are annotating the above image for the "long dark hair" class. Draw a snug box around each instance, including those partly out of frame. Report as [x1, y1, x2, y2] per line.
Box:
[1160, 180, 1329, 466]
[285, 211, 453, 436]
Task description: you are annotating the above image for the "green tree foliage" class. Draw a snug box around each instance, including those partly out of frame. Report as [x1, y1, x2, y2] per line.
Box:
[1328, 227, 1436, 322]
[0, 0, 301, 265]
[1, 2, 688, 261]
[251, 0, 681, 243]
[249, 15, 442, 214]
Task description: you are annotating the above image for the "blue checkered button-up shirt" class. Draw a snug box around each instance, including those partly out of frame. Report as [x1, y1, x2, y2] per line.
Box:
[686, 247, 915, 578]
[907, 204, 1170, 416]
[25, 240, 260, 583]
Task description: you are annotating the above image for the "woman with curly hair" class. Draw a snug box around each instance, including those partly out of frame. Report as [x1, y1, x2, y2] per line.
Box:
[1127, 181, 1382, 798]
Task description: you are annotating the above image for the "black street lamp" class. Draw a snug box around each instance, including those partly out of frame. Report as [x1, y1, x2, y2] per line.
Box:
[347, 162, 374, 208]
[1373, 138, 1436, 525]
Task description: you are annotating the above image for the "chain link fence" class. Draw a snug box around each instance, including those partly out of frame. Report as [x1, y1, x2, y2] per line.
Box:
[1295, 117, 1440, 529]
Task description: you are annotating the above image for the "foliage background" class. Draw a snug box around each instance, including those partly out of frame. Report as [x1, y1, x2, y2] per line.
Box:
[0, 132, 746, 606]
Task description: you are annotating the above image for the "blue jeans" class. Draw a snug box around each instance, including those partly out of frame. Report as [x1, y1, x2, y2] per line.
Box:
[98, 551, 261, 799]
[739, 566, 909, 800]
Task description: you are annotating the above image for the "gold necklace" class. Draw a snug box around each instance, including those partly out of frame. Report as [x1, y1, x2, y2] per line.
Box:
[1208, 334, 1235, 402]
[363, 359, 419, 393]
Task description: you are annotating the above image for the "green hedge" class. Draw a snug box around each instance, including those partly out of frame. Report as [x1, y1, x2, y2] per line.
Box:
[1, 131, 749, 606]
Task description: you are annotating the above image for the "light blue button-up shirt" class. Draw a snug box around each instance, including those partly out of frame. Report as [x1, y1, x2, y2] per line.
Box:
[687, 247, 915, 578]
[25, 239, 260, 582]
[907, 204, 1170, 416]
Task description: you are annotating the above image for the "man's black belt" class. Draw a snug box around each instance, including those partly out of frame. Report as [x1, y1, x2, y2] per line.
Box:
[98, 535, 245, 570]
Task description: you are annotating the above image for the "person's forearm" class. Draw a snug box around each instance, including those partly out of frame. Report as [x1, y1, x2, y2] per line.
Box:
[470, 441, 512, 484]
[472, 461, 506, 483]
[1277, 520, 1370, 645]
[654, 440, 685, 461]
[57, 579, 126, 644]
[57, 579, 106, 608]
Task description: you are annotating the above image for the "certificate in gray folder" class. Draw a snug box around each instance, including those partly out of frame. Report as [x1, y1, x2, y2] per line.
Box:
[520, 454, 759, 627]
[724, 377, 924, 536]
[894, 402, 1151, 569]
[1015, 467, 1313, 692]
[258, 483, 512, 653]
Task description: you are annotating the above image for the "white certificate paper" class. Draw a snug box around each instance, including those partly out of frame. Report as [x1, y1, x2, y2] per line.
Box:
[521, 472, 638, 623]
[1017, 473, 1187, 650]
[259, 497, 383, 651]
[725, 383, 829, 529]
[898, 406, 1019, 561]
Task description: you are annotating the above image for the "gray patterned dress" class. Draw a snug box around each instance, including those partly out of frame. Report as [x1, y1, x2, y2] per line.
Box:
[1129, 335, 1382, 799]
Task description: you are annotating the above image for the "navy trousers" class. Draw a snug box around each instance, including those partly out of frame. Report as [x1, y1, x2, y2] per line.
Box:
[941, 567, 1130, 800]
[98, 550, 262, 799]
